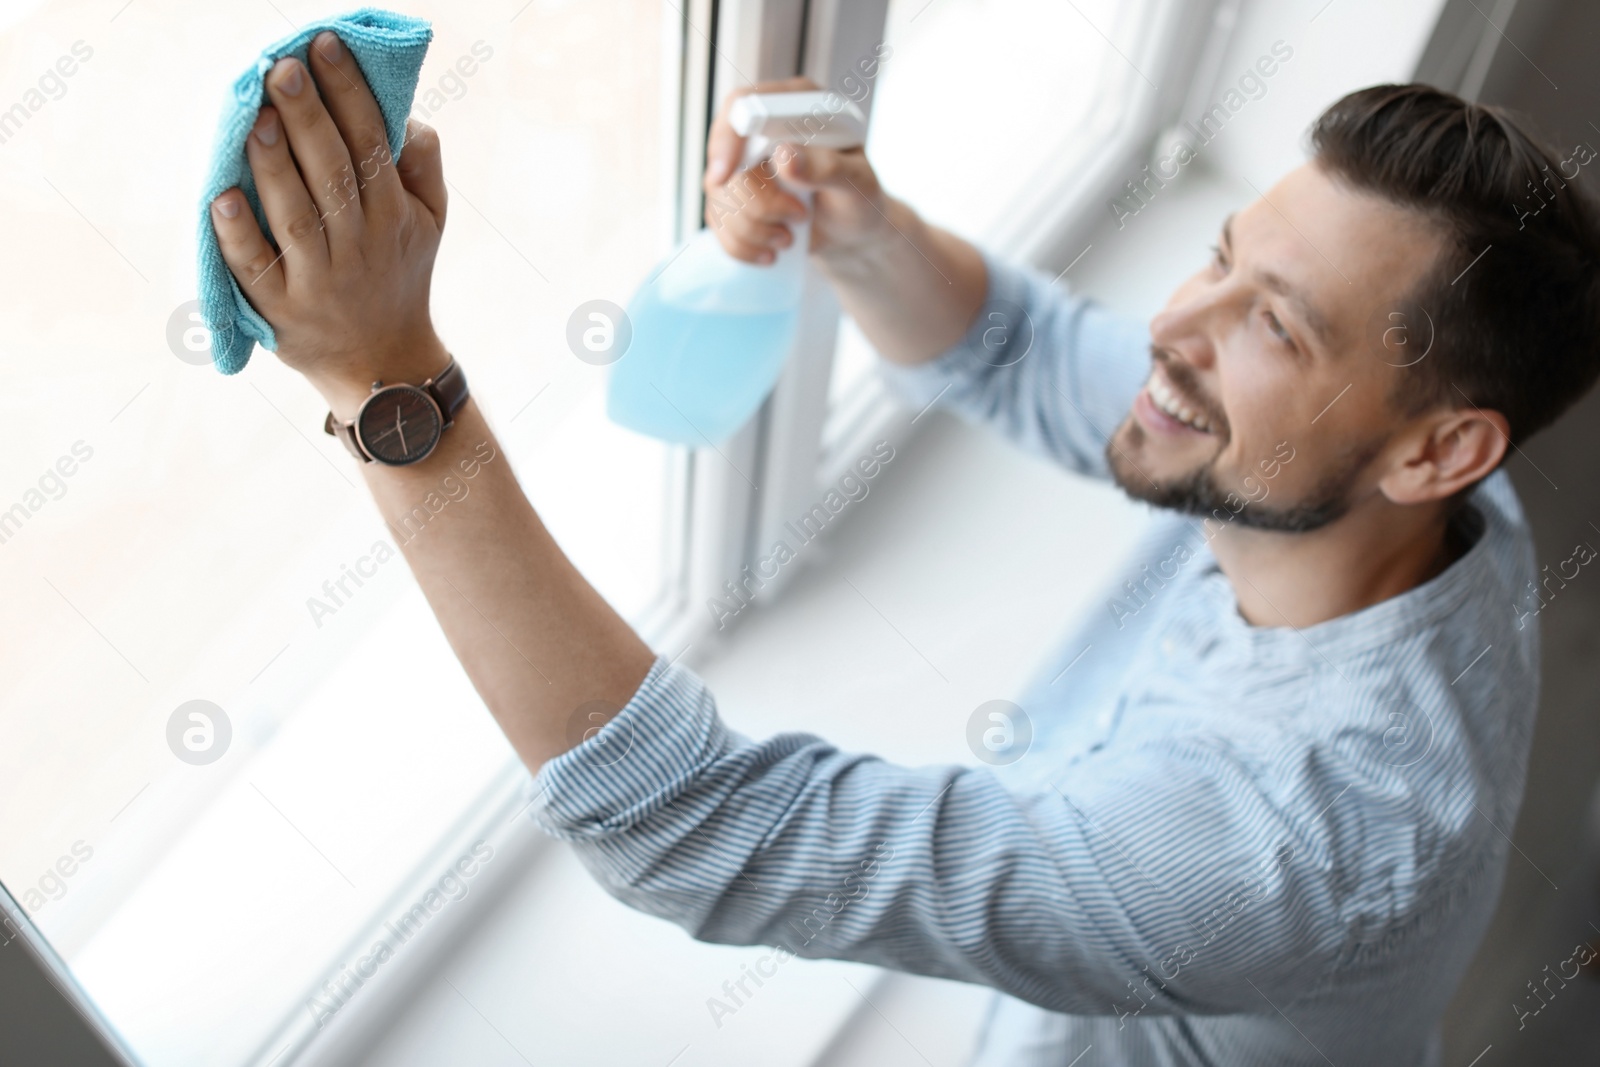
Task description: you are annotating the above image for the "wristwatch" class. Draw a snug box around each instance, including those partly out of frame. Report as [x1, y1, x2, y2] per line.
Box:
[323, 358, 469, 466]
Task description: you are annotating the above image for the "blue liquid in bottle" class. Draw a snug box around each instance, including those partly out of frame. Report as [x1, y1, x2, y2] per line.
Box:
[608, 222, 808, 446]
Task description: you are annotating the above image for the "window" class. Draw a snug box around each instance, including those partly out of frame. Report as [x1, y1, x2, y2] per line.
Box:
[0, 0, 1230, 1061]
[820, 0, 1176, 453]
[0, 1, 688, 1063]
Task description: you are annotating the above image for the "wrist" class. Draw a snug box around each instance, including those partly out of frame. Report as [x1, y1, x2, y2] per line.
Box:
[306, 332, 454, 419]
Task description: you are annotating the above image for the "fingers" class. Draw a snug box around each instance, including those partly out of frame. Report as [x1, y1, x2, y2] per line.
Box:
[718, 219, 796, 264]
[706, 183, 807, 263]
[702, 78, 822, 263]
[778, 145, 877, 195]
[264, 56, 362, 248]
[704, 155, 808, 263]
[704, 76, 816, 186]
[721, 232, 786, 265]
[245, 106, 332, 284]
[211, 188, 286, 307]
[395, 119, 446, 228]
[706, 165, 807, 224]
[306, 32, 404, 215]
[735, 219, 796, 251]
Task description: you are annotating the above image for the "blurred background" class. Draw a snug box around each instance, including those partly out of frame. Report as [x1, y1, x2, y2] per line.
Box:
[0, 0, 1595, 1063]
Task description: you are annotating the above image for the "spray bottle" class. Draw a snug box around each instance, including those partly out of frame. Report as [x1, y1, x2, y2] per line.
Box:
[607, 91, 869, 445]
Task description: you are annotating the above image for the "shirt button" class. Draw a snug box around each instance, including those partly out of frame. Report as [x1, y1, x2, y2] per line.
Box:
[1095, 709, 1112, 729]
[1160, 638, 1176, 657]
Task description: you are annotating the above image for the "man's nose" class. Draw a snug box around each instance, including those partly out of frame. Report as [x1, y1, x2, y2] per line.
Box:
[1149, 289, 1229, 372]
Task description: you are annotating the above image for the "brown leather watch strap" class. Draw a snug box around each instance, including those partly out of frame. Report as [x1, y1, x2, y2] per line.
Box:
[324, 410, 366, 460]
[425, 358, 468, 428]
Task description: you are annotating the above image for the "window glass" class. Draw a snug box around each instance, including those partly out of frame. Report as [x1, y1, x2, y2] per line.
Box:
[0, 1, 678, 1062]
[827, 0, 1131, 406]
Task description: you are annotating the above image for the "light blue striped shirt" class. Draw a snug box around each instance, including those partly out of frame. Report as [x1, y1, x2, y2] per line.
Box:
[535, 255, 1540, 1066]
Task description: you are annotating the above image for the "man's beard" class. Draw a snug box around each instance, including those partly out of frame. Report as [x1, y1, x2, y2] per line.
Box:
[1105, 423, 1376, 533]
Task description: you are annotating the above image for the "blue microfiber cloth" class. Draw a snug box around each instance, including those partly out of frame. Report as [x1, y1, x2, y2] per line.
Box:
[197, 8, 433, 375]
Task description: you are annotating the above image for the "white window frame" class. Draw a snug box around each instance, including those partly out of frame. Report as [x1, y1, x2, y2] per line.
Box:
[696, 0, 1243, 616]
[634, 0, 1250, 649]
[625, 0, 904, 652]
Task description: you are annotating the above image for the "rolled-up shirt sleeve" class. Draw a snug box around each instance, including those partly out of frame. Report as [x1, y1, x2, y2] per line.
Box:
[534, 655, 1349, 1018]
[876, 252, 1151, 481]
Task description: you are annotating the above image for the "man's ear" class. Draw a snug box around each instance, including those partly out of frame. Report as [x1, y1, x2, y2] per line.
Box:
[1378, 405, 1510, 505]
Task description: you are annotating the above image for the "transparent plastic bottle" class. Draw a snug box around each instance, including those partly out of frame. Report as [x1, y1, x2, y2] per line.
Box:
[607, 91, 867, 445]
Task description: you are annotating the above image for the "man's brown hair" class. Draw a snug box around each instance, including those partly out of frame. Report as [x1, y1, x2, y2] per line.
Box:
[1312, 83, 1600, 446]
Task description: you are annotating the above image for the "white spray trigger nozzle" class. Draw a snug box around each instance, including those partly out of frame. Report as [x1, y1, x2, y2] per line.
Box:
[729, 90, 868, 173]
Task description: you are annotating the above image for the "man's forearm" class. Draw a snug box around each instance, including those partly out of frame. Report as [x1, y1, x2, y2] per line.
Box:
[814, 197, 988, 366]
[328, 205, 981, 773]
[209, 42, 655, 775]
[339, 391, 655, 771]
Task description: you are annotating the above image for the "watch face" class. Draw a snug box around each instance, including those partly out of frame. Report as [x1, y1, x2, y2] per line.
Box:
[356, 385, 442, 466]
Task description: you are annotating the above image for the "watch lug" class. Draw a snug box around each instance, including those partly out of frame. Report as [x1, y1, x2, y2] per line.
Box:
[324, 412, 371, 462]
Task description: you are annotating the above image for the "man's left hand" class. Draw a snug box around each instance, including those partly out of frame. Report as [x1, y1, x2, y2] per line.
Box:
[210, 31, 449, 413]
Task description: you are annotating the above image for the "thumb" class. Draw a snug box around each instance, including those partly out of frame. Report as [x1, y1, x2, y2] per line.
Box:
[397, 119, 447, 228]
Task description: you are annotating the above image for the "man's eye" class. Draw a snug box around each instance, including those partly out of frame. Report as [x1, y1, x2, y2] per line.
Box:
[1264, 311, 1292, 344]
[1209, 244, 1227, 271]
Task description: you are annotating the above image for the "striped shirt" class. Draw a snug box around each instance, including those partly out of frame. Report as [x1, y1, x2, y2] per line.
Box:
[535, 255, 1540, 1066]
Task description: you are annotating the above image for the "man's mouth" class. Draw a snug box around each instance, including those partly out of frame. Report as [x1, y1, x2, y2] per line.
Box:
[1140, 371, 1216, 434]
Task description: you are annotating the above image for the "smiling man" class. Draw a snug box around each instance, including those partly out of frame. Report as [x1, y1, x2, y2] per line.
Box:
[210, 35, 1599, 1067]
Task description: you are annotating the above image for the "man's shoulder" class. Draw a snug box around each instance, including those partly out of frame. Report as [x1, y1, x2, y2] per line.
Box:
[1145, 470, 1541, 770]
[1319, 471, 1538, 730]
[1292, 468, 1536, 684]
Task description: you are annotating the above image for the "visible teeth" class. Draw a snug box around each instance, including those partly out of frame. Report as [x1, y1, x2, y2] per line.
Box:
[1147, 375, 1210, 432]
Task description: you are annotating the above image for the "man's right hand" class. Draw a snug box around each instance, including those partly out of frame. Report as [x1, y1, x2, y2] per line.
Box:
[702, 78, 893, 265]
[701, 78, 987, 367]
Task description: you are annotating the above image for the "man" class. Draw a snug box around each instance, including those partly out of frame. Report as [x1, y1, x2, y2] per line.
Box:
[209, 33, 1599, 1065]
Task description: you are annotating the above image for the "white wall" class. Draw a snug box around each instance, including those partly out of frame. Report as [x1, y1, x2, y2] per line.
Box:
[1173, 0, 1450, 188]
